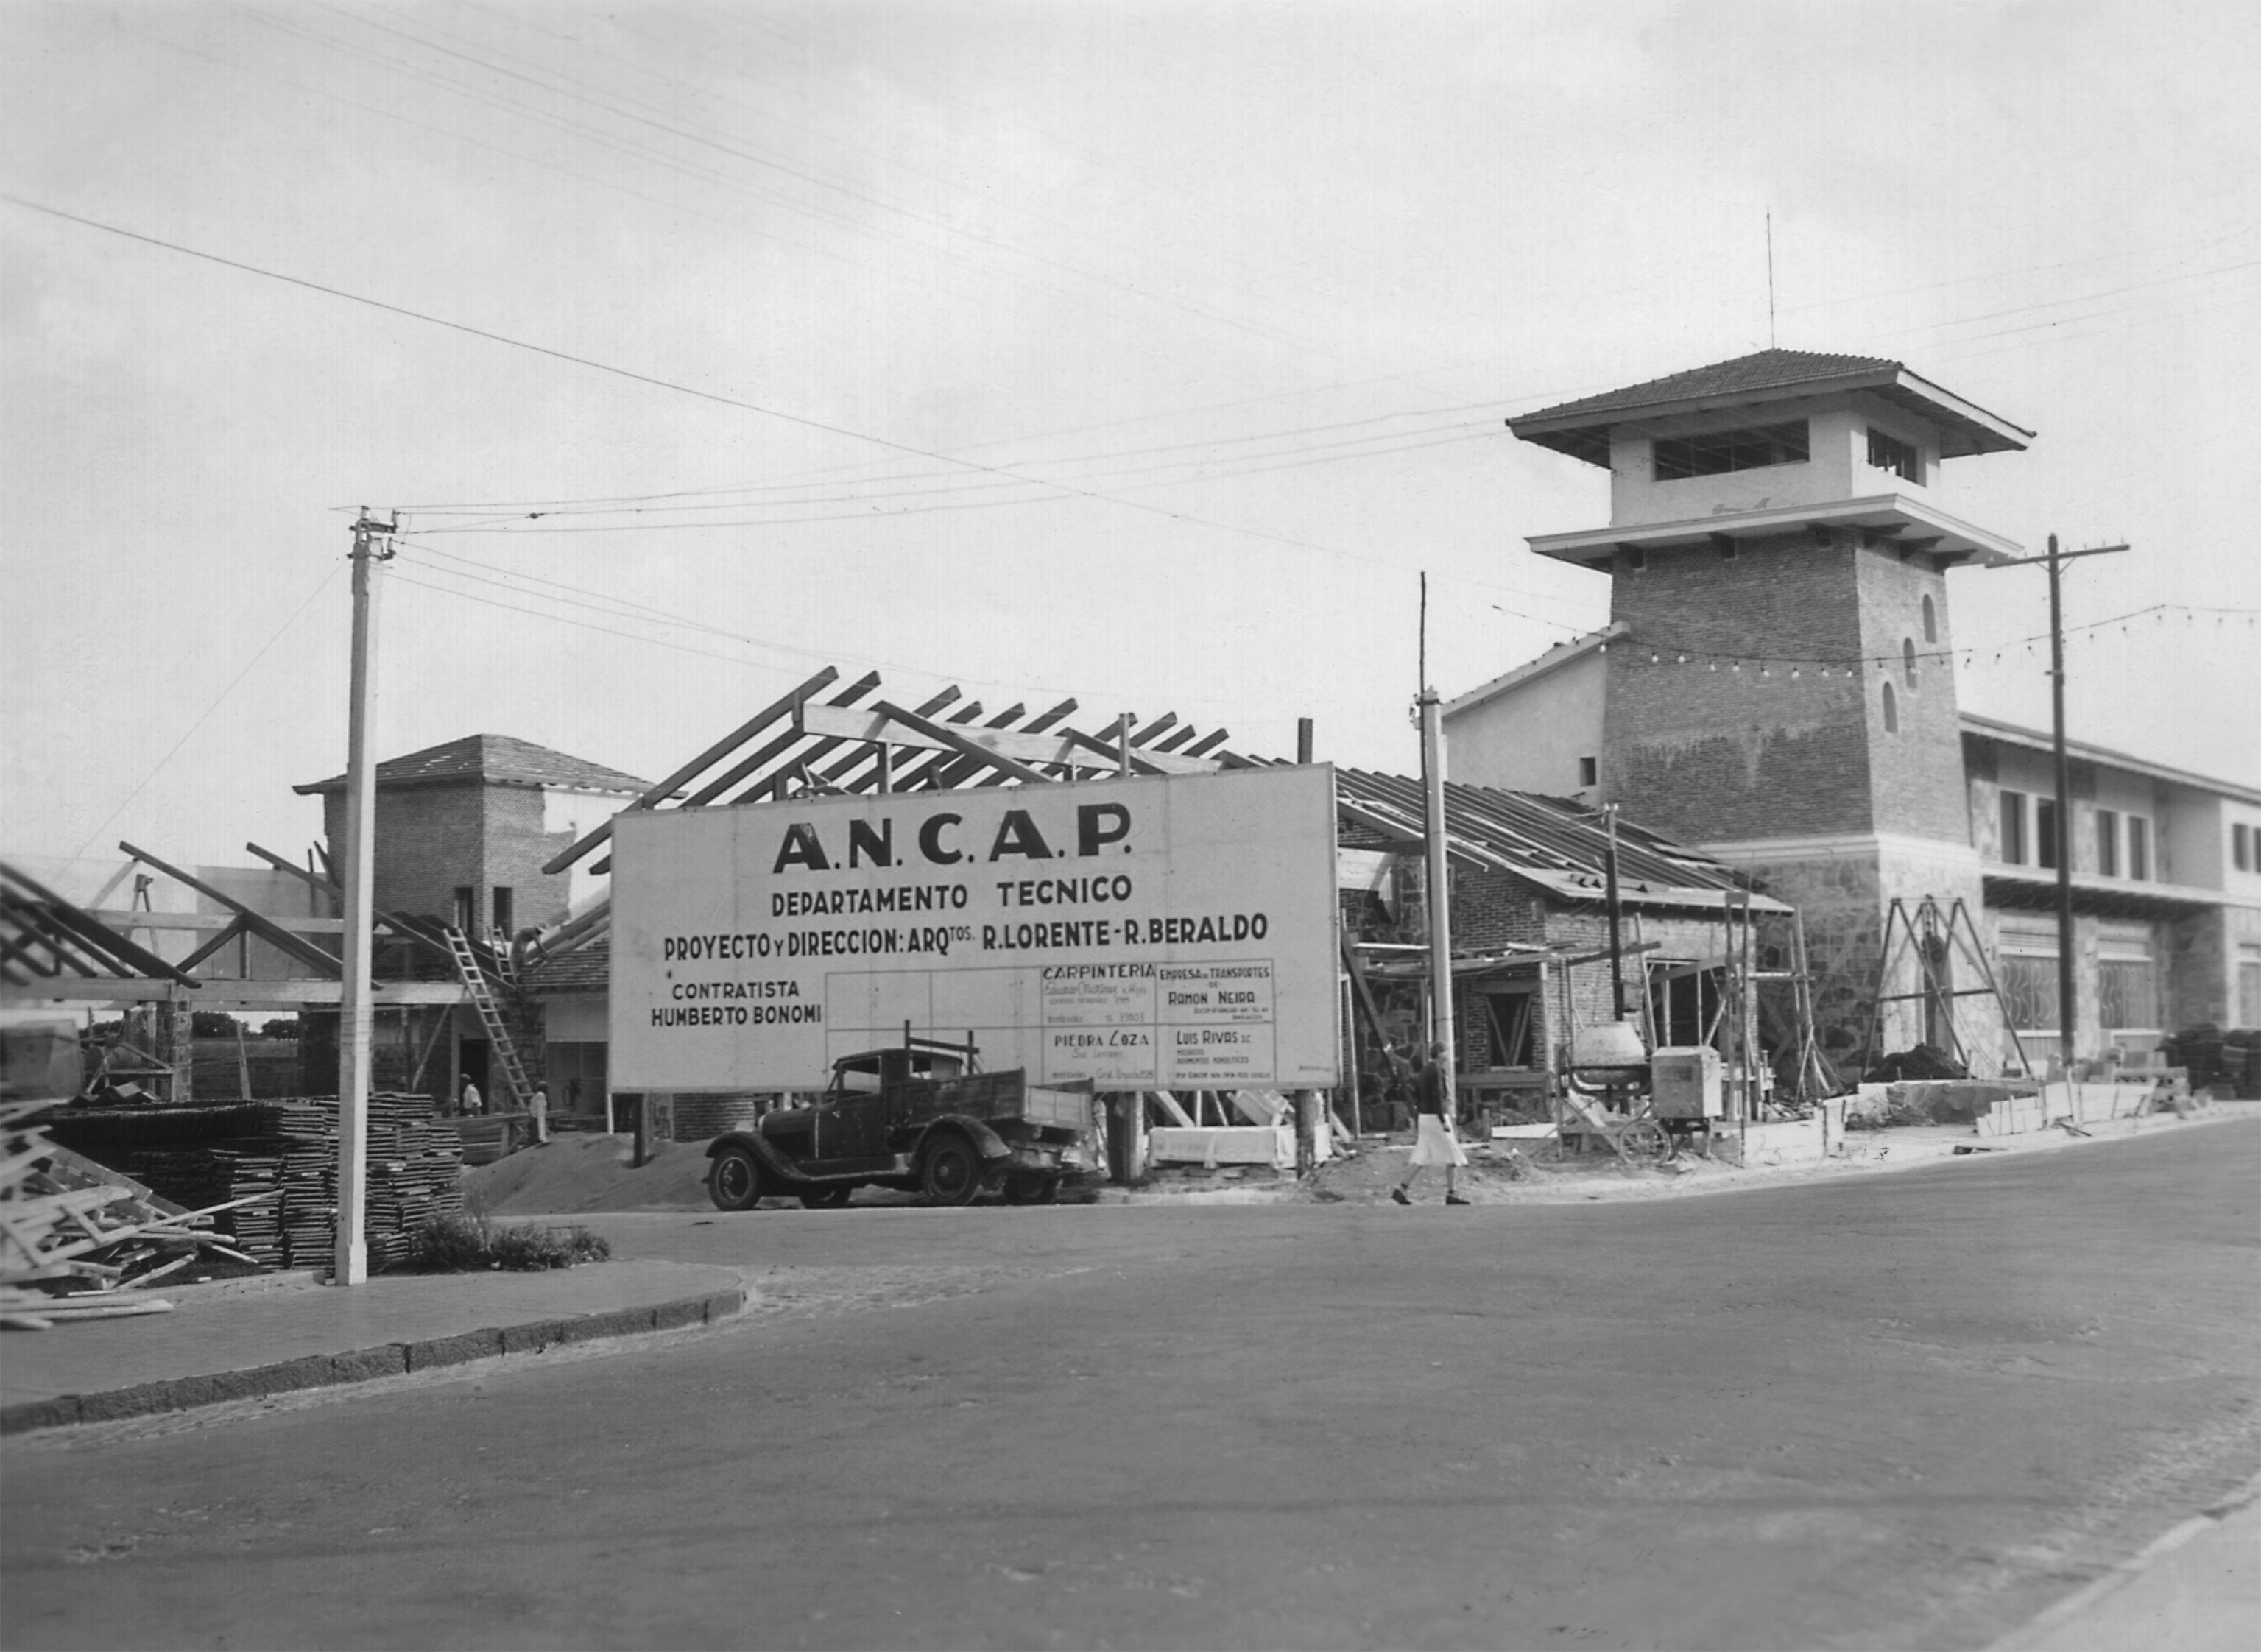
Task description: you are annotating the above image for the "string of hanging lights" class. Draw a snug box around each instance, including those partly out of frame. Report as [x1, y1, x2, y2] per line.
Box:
[1575, 602, 2257, 681]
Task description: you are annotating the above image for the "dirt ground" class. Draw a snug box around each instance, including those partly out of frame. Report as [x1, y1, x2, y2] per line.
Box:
[465, 1134, 715, 1215]
[468, 1106, 2256, 1219]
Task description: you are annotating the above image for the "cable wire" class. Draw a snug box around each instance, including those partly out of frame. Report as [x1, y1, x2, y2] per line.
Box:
[59, 560, 344, 875]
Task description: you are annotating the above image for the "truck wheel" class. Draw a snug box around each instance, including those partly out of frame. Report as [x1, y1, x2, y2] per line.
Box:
[921, 1136, 981, 1206]
[798, 1185, 853, 1209]
[1003, 1173, 1059, 1205]
[708, 1146, 766, 1211]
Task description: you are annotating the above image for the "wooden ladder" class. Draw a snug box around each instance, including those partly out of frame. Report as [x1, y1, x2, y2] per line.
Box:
[442, 926, 532, 1110]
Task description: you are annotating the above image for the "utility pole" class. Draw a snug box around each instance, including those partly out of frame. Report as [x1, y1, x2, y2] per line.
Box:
[1417, 574, 1456, 1102]
[333, 509, 396, 1286]
[1603, 803, 1626, 1020]
[1989, 535, 2128, 1077]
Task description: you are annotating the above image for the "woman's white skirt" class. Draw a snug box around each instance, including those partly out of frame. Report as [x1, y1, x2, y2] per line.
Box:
[1409, 1114, 1469, 1167]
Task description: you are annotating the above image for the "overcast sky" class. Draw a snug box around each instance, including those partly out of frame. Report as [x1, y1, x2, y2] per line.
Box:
[5, 1, 2257, 889]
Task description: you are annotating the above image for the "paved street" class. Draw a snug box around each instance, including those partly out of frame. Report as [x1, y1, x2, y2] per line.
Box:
[7, 1120, 2259, 1651]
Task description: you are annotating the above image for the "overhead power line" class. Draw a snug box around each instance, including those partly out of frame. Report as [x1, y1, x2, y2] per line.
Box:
[0, 191, 1431, 571]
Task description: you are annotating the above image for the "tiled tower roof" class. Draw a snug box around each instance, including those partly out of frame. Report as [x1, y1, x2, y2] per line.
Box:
[294, 734, 652, 797]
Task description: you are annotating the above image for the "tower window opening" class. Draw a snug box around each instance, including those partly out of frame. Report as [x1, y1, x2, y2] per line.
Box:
[1579, 755, 1598, 788]
[1867, 427, 1923, 484]
[1882, 682, 1899, 734]
[1652, 420, 1809, 481]
[1903, 638, 1919, 689]
[1922, 593, 1938, 643]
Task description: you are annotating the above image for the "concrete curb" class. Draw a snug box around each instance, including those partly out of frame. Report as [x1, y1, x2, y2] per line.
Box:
[1985, 1470, 2261, 1652]
[0, 1285, 744, 1439]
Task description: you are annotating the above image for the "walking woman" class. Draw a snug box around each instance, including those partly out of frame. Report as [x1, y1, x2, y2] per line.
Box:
[1391, 1042, 1469, 1206]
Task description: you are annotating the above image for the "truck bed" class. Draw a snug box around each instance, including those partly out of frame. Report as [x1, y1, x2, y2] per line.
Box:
[892, 1070, 1092, 1132]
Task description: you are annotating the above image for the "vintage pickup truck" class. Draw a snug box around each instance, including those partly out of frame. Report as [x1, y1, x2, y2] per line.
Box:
[704, 1033, 1098, 1211]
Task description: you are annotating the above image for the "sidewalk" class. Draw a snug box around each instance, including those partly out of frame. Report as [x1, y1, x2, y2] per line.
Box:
[1992, 1476, 2261, 1652]
[0, 1257, 745, 1436]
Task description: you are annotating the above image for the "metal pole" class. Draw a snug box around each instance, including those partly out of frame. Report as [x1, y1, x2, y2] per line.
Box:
[2047, 534, 2076, 1076]
[1604, 804, 1626, 1020]
[333, 510, 392, 1286]
[1419, 688, 1456, 1102]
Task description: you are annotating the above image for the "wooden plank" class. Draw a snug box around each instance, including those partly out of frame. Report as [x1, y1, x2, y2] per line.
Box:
[118, 841, 342, 978]
[541, 665, 842, 873]
[1147, 1090, 1196, 1128]
[870, 699, 1057, 786]
[798, 703, 1188, 774]
[0, 978, 470, 1007]
[92, 911, 347, 934]
[245, 841, 342, 897]
[174, 916, 254, 975]
[0, 858, 202, 984]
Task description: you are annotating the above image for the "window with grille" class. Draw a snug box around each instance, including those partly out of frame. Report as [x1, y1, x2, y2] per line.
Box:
[1652, 420, 1810, 481]
[1868, 427, 1922, 483]
[2098, 949, 2159, 1031]
[2128, 816, 2151, 880]
[1999, 953, 2059, 1033]
[2036, 799, 2059, 869]
[2097, 809, 2120, 878]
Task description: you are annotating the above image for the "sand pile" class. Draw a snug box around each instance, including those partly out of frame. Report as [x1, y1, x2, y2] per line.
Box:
[467, 1134, 716, 1216]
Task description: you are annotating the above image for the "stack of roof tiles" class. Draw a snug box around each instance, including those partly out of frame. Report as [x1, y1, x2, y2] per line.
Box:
[40, 1096, 462, 1270]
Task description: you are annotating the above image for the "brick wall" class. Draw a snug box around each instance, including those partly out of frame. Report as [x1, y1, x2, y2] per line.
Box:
[325, 782, 486, 922]
[1602, 532, 1873, 842]
[325, 780, 579, 936]
[1856, 548, 1969, 844]
[1600, 533, 1972, 849]
[482, 786, 578, 932]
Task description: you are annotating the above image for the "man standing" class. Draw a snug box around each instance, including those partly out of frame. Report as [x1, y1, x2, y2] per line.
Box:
[1391, 1042, 1469, 1206]
[458, 1075, 482, 1118]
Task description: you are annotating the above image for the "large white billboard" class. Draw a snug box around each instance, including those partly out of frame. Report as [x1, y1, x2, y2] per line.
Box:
[609, 766, 1340, 1092]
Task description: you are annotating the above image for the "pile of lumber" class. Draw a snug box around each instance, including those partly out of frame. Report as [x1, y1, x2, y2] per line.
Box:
[38, 1094, 462, 1271]
[1, 1103, 265, 1327]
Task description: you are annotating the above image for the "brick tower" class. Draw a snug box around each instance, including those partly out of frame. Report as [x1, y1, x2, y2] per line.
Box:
[1453, 350, 2034, 1069]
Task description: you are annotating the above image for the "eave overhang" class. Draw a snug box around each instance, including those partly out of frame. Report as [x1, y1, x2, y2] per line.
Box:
[1982, 870, 2246, 922]
[1526, 494, 2022, 571]
[1509, 362, 2034, 468]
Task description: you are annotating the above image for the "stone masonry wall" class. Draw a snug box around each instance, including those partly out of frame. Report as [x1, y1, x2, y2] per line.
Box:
[1735, 844, 2000, 1076]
